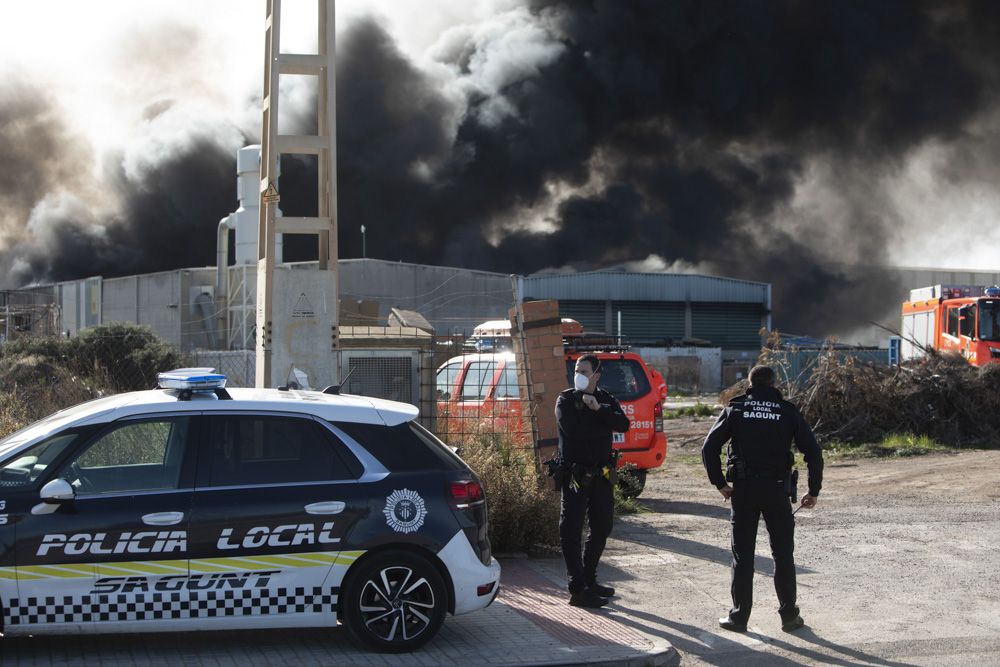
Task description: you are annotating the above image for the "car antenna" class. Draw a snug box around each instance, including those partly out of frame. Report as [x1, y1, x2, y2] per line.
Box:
[322, 366, 357, 395]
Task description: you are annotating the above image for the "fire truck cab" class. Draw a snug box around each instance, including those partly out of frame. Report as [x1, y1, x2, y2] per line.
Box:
[901, 284, 1000, 365]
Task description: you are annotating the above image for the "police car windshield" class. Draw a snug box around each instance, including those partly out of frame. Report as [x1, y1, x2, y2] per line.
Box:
[0, 432, 81, 488]
[978, 301, 1000, 342]
[565, 359, 651, 401]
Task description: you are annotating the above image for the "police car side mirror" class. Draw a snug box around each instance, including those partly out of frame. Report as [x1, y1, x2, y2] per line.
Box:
[40, 478, 75, 503]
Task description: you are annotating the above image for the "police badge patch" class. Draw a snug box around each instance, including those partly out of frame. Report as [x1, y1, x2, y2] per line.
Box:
[383, 489, 427, 534]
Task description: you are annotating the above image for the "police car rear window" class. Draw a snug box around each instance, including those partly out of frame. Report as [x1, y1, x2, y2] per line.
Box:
[333, 421, 468, 473]
[205, 416, 362, 486]
[565, 359, 651, 402]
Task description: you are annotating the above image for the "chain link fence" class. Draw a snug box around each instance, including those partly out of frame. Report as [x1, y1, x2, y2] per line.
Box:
[193, 331, 537, 447]
[0, 311, 543, 450]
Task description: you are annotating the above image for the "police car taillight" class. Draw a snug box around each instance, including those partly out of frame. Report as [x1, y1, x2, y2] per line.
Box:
[653, 400, 664, 432]
[450, 480, 484, 507]
[157, 368, 227, 390]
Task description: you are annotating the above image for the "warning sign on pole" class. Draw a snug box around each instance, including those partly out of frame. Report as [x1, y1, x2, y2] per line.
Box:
[262, 181, 280, 204]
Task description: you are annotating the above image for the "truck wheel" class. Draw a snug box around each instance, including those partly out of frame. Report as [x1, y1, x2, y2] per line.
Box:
[618, 468, 647, 498]
[342, 550, 447, 652]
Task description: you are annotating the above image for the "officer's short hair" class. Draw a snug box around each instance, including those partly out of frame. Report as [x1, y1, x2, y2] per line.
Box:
[748, 365, 775, 387]
[578, 354, 601, 374]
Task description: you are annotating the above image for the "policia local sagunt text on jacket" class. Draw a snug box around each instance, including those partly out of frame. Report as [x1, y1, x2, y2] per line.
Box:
[555, 384, 630, 605]
[701, 383, 823, 631]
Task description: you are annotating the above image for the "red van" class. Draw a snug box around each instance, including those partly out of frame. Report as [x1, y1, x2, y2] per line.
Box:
[436, 350, 667, 495]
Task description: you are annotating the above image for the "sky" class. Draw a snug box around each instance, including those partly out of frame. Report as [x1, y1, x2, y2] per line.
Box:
[2, 1, 1000, 337]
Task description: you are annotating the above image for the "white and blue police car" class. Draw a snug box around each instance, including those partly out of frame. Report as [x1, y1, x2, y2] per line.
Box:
[0, 369, 499, 652]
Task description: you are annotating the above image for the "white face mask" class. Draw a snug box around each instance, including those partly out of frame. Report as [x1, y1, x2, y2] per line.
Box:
[574, 372, 590, 392]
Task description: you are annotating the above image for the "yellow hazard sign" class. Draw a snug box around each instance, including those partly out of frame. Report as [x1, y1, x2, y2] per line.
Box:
[262, 181, 280, 204]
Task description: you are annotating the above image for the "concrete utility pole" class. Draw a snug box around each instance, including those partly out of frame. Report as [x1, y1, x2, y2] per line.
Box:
[256, 0, 340, 389]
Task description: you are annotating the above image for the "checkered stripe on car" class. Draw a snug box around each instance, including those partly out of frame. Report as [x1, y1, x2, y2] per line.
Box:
[4, 588, 337, 625]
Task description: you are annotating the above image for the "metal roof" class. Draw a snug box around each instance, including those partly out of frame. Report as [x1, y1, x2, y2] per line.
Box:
[523, 270, 770, 304]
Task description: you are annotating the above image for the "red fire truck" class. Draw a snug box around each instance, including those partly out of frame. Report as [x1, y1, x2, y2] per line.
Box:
[901, 284, 1000, 365]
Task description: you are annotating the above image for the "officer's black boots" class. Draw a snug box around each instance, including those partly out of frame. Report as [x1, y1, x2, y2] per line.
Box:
[587, 582, 615, 597]
[569, 589, 610, 608]
[718, 616, 748, 632]
[782, 615, 805, 632]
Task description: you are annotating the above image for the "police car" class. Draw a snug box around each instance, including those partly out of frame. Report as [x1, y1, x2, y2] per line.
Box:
[0, 369, 499, 652]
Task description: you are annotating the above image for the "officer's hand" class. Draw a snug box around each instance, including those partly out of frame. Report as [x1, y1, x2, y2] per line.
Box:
[799, 494, 817, 509]
[718, 485, 733, 500]
[581, 394, 600, 411]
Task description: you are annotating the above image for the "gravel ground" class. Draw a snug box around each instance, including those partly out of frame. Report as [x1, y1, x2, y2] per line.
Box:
[531, 422, 1000, 666]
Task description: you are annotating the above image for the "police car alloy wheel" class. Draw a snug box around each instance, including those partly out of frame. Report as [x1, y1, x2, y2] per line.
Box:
[341, 550, 447, 652]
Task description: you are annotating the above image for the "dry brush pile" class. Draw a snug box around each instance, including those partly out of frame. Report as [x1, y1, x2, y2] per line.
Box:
[751, 346, 1000, 448]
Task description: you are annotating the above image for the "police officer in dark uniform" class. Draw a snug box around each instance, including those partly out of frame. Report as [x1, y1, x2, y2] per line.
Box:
[555, 354, 630, 608]
[701, 365, 823, 633]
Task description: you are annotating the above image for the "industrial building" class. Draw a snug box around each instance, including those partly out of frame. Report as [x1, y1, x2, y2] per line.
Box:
[47, 260, 772, 355]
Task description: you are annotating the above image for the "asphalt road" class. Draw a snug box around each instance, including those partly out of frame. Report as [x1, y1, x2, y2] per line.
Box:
[530, 447, 1000, 666]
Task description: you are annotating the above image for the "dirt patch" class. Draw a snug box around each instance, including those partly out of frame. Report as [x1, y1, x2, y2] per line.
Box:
[664, 414, 718, 449]
[664, 414, 1000, 500]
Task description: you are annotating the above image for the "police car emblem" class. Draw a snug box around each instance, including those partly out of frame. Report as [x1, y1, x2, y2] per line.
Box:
[383, 489, 427, 534]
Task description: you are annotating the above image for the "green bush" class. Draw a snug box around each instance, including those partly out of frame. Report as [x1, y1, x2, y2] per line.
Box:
[0, 323, 185, 437]
[455, 430, 559, 553]
[68, 323, 185, 392]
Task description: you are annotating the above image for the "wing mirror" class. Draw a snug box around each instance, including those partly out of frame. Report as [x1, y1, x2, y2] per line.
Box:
[33, 478, 75, 515]
[40, 478, 75, 503]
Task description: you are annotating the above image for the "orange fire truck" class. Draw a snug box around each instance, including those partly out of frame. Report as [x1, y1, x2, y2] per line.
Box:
[901, 284, 1000, 365]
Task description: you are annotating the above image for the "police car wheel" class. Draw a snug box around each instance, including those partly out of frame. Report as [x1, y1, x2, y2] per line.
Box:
[342, 551, 447, 652]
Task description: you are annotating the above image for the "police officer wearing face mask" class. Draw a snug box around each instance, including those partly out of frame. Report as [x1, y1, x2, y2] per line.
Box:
[555, 354, 630, 608]
[702, 365, 823, 633]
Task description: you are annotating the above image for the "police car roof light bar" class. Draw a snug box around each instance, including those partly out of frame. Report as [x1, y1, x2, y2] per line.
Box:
[157, 368, 231, 401]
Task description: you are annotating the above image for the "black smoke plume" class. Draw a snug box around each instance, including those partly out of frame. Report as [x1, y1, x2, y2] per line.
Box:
[337, 0, 1000, 336]
[4, 1, 1000, 337]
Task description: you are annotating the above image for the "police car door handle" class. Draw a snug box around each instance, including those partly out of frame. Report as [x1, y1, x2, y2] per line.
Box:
[305, 501, 345, 515]
[141, 511, 186, 526]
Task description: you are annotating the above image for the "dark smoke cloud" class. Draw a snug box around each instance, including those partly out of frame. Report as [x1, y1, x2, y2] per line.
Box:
[330, 0, 1000, 335]
[5, 1, 1000, 338]
[6, 140, 237, 284]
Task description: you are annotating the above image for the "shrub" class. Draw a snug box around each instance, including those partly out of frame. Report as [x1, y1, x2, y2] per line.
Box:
[0, 323, 185, 437]
[0, 355, 101, 436]
[455, 429, 559, 553]
[68, 323, 185, 392]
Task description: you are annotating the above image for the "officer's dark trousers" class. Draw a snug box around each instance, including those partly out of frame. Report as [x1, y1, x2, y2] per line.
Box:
[560, 476, 614, 593]
[729, 478, 798, 624]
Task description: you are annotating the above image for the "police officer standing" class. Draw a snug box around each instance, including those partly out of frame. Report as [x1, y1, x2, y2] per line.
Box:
[555, 354, 630, 608]
[701, 365, 823, 633]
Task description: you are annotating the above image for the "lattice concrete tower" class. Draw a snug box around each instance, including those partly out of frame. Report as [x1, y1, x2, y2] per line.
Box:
[256, 0, 340, 388]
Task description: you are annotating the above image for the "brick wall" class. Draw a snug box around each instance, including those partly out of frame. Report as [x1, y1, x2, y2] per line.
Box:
[509, 299, 566, 464]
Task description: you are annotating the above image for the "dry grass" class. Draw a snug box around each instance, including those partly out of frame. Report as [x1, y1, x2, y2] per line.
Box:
[0, 355, 102, 437]
[455, 428, 560, 553]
